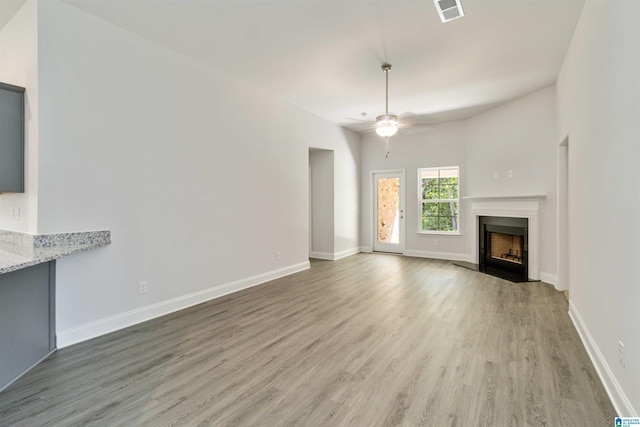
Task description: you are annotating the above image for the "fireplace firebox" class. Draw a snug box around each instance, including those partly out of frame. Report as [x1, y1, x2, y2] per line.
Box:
[479, 216, 528, 282]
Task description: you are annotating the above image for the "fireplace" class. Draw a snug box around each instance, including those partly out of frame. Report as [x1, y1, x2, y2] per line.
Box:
[470, 197, 541, 281]
[479, 216, 528, 282]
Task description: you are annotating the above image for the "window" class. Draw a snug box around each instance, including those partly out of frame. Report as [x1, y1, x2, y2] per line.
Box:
[418, 167, 459, 233]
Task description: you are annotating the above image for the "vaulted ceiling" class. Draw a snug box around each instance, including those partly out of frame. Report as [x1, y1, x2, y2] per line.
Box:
[10, 0, 585, 131]
[0, 0, 27, 30]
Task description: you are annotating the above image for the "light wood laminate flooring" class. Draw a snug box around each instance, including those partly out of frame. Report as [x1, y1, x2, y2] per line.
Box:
[0, 254, 615, 426]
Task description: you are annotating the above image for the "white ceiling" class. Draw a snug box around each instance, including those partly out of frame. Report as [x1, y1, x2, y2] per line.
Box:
[47, 1, 586, 130]
[0, 0, 27, 30]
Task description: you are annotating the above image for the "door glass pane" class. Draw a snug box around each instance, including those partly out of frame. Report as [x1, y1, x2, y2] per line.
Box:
[377, 177, 400, 244]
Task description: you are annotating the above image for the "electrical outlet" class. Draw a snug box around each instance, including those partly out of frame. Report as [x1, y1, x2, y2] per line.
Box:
[12, 207, 20, 221]
[493, 171, 499, 179]
[138, 281, 148, 294]
[618, 341, 625, 367]
[276, 251, 281, 261]
[508, 170, 513, 178]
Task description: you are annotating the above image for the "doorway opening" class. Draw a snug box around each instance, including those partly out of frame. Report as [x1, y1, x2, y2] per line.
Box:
[309, 149, 334, 260]
[558, 138, 569, 294]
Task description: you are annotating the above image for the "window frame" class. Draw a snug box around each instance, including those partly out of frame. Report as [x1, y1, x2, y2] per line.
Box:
[417, 166, 461, 235]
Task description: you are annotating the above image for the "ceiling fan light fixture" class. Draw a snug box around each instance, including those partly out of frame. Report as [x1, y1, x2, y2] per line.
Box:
[376, 125, 398, 137]
[375, 113, 399, 137]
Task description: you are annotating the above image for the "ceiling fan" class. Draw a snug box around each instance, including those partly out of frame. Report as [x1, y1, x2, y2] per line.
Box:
[376, 63, 399, 137]
[346, 63, 433, 157]
[376, 63, 398, 157]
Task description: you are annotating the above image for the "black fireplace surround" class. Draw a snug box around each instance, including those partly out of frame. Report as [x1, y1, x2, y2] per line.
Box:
[479, 216, 529, 282]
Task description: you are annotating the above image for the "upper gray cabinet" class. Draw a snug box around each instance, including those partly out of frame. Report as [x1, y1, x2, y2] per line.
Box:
[0, 82, 25, 193]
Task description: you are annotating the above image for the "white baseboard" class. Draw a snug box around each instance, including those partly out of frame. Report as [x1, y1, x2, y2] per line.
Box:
[56, 261, 311, 348]
[334, 247, 360, 260]
[355, 250, 557, 286]
[310, 248, 360, 261]
[569, 302, 637, 417]
[403, 249, 472, 263]
[539, 272, 558, 287]
[309, 251, 334, 260]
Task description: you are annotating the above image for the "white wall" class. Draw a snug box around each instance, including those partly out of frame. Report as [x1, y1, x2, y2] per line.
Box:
[333, 131, 360, 258]
[466, 86, 558, 282]
[34, 0, 360, 346]
[359, 87, 558, 280]
[360, 122, 467, 259]
[557, 0, 639, 416]
[0, 0, 37, 233]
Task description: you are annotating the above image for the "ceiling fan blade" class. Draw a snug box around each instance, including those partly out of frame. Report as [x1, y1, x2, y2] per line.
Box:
[398, 112, 437, 126]
[398, 124, 434, 135]
[342, 118, 376, 133]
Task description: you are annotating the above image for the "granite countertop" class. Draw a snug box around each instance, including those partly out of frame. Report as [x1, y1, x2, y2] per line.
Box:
[0, 230, 111, 274]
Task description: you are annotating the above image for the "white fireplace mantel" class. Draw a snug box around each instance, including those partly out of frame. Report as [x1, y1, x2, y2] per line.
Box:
[471, 198, 541, 280]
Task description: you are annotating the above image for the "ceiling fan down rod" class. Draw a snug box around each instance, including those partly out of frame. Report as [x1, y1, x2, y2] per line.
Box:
[382, 63, 391, 114]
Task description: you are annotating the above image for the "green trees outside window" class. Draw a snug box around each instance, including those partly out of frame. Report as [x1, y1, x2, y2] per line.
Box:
[419, 167, 459, 232]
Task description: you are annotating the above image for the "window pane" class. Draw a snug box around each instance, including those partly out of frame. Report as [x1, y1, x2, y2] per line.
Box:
[439, 217, 457, 232]
[440, 177, 457, 186]
[437, 202, 458, 217]
[418, 167, 459, 233]
[421, 204, 458, 231]
[439, 184, 458, 199]
[377, 177, 400, 244]
[422, 202, 439, 216]
[422, 216, 438, 231]
[420, 169, 438, 180]
[439, 169, 458, 179]
[422, 178, 439, 199]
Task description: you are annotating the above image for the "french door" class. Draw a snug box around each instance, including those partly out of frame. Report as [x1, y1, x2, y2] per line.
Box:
[372, 171, 405, 253]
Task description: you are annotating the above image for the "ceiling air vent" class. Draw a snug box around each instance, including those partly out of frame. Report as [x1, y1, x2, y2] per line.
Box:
[434, 0, 464, 23]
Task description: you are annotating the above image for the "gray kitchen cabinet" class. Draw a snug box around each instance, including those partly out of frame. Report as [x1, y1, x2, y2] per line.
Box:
[0, 262, 55, 391]
[0, 82, 25, 193]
